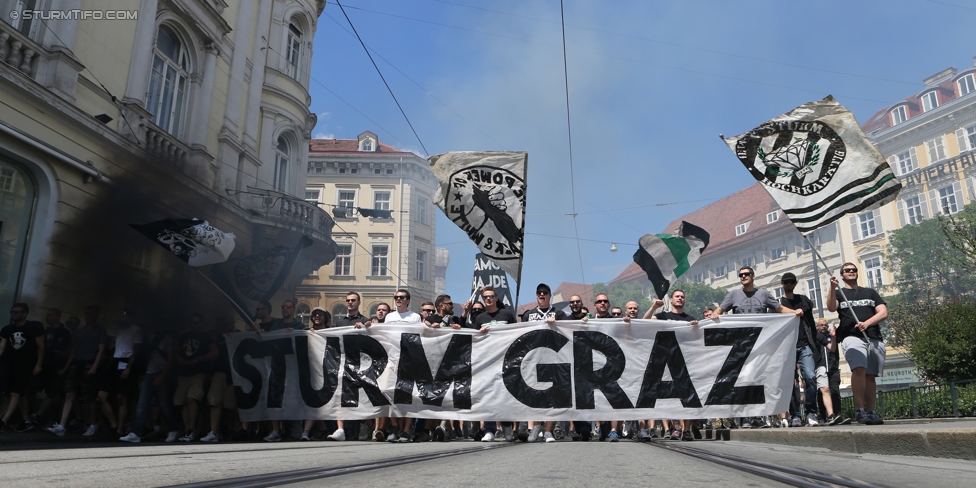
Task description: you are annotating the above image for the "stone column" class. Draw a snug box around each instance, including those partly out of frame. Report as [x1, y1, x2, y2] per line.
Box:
[243, 0, 273, 151]
[187, 42, 218, 148]
[122, 0, 159, 104]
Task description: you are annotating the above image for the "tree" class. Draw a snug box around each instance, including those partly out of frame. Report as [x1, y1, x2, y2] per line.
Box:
[887, 297, 976, 383]
[591, 280, 726, 319]
[884, 210, 976, 300]
[941, 201, 976, 277]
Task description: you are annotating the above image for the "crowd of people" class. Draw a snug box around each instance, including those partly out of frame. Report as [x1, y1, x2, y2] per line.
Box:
[0, 261, 888, 444]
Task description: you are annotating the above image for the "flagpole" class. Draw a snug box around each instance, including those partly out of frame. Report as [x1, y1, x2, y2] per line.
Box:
[800, 233, 868, 332]
[193, 268, 253, 325]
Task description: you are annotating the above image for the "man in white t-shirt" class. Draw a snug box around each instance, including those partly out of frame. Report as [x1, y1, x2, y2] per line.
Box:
[386, 289, 421, 323]
[114, 308, 142, 437]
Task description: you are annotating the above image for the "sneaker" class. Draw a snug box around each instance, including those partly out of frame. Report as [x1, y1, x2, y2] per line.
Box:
[398, 432, 412, 443]
[30, 413, 40, 425]
[855, 409, 870, 424]
[622, 424, 630, 439]
[791, 417, 802, 427]
[358, 424, 370, 441]
[826, 414, 843, 426]
[544, 431, 556, 443]
[299, 431, 310, 442]
[867, 411, 885, 425]
[83, 424, 98, 437]
[671, 429, 682, 440]
[45, 423, 66, 437]
[607, 431, 619, 442]
[517, 423, 529, 442]
[180, 430, 197, 442]
[165, 431, 179, 442]
[373, 430, 386, 442]
[472, 429, 485, 442]
[200, 431, 219, 442]
[503, 425, 514, 442]
[692, 425, 702, 439]
[264, 431, 281, 442]
[757, 419, 770, 428]
[579, 426, 592, 442]
[637, 428, 649, 440]
[527, 424, 542, 442]
[386, 432, 399, 443]
[481, 431, 494, 442]
[807, 413, 820, 427]
[740, 419, 751, 429]
[15, 420, 35, 432]
[553, 425, 564, 440]
[839, 416, 853, 425]
[327, 429, 346, 441]
[682, 429, 694, 441]
[571, 431, 581, 441]
[415, 430, 431, 442]
[120, 432, 141, 443]
[434, 425, 446, 442]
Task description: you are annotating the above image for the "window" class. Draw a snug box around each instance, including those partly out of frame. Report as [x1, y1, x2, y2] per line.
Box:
[692, 272, 703, 283]
[371, 245, 389, 276]
[0, 166, 15, 192]
[334, 244, 352, 275]
[959, 74, 975, 96]
[714, 265, 727, 277]
[968, 125, 976, 151]
[806, 279, 821, 306]
[350, 166, 359, 174]
[864, 257, 883, 288]
[921, 91, 939, 112]
[273, 136, 289, 191]
[313, 163, 323, 174]
[801, 238, 811, 251]
[337, 190, 356, 212]
[305, 189, 320, 202]
[374, 168, 382, 175]
[6, 0, 40, 38]
[926, 136, 947, 162]
[286, 22, 302, 79]
[956, 125, 976, 153]
[742, 257, 754, 268]
[735, 223, 748, 236]
[361, 139, 373, 151]
[331, 303, 347, 318]
[937, 185, 959, 214]
[373, 191, 391, 210]
[416, 196, 429, 224]
[904, 195, 924, 224]
[890, 106, 908, 125]
[893, 149, 916, 175]
[146, 25, 190, 137]
[766, 211, 779, 224]
[338, 165, 346, 174]
[416, 249, 427, 281]
[858, 212, 877, 239]
[771, 246, 787, 260]
[386, 168, 394, 175]
[773, 287, 784, 299]
[297, 303, 311, 326]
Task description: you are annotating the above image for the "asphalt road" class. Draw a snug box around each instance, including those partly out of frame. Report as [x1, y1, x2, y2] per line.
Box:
[2, 437, 975, 487]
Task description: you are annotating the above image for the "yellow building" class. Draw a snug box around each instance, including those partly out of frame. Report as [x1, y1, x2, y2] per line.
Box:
[0, 0, 336, 322]
[297, 132, 438, 322]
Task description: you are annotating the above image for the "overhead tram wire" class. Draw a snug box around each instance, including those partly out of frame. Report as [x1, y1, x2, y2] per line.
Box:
[558, 0, 587, 285]
[335, 0, 430, 157]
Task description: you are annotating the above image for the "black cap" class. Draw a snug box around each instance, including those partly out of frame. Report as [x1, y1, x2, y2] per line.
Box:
[781, 272, 797, 282]
[536, 283, 551, 294]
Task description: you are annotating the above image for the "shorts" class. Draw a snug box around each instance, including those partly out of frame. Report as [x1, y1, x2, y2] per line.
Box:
[207, 372, 237, 409]
[95, 363, 116, 395]
[5, 362, 35, 394]
[40, 368, 65, 396]
[174, 373, 206, 405]
[814, 366, 829, 389]
[842, 336, 886, 376]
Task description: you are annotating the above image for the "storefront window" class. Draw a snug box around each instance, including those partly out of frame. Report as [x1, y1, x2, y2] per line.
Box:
[0, 159, 34, 311]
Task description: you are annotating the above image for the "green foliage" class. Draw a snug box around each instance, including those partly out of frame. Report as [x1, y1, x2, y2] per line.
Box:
[843, 381, 976, 420]
[940, 201, 976, 275]
[884, 213, 976, 300]
[887, 297, 976, 383]
[591, 280, 725, 319]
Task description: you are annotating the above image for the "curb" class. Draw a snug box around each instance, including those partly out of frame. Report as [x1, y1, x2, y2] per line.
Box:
[729, 426, 976, 460]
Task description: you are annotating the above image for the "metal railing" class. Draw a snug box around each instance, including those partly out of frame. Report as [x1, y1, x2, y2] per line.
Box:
[840, 378, 976, 419]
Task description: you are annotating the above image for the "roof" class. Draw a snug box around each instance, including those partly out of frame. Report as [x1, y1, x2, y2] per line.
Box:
[860, 66, 976, 135]
[309, 138, 415, 156]
[609, 183, 791, 285]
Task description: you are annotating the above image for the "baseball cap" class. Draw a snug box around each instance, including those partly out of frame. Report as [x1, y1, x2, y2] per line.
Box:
[536, 283, 551, 294]
[781, 272, 797, 282]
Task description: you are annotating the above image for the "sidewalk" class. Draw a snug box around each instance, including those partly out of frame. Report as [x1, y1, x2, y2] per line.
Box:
[726, 418, 976, 460]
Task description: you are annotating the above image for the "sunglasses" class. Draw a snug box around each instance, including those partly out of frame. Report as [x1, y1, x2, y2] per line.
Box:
[345, 299, 358, 303]
[782, 280, 796, 285]
[482, 294, 496, 299]
[610, 312, 622, 317]
[421, 309, 436, 313]
[738, 273, 753, 278]
[536, 291, 550, 296]
[842, 268, 858, 273]
[443, 302, 454, 307]
[394, 295, 408, 300]
[569, 300, 582, 305]
[312, 312, 326, 316]
[595, 299, 609, 304]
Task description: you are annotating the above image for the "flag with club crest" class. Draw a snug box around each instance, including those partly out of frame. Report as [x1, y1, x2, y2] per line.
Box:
[634, 221, 710, 299]
[722, 96, 902, 233]
[130, 218, 236, 266]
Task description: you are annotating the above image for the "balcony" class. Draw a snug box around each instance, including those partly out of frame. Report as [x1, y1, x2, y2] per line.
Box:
[0, 20, 40, 77]
[236, 186, 335, 244]
[144, 124, 190, 167]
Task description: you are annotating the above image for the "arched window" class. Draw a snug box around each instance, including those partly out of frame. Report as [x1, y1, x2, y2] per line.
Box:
[331, 303, 347, 318]
[286, 22, 303, 79]
[297, 303, 311, 326]
[0, 158, 35, 311]
[361, 139, 373, 151]
[274, 136, 289, 191]
[146, 25, 190, 138]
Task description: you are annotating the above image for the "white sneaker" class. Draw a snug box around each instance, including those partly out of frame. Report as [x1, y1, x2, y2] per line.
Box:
[527, 424, 542, 442]
[481, 431, 494, 442]
[119, 432, 141, 443]
[83, 424, 98, 437]
[264, 431, 281, 442]
[46, 423, 66, 437]
[807, 413, 819, 427]
[790, 417, 802, 427]
[544, 431, 555, 443]
[165, 431, 179, 442]
[398, 432, 411, 443]
[179, 430, 197, 442]
[300, 431, 311, 441]
[200, 431, 219, 442]
[327, 429, 346, 441]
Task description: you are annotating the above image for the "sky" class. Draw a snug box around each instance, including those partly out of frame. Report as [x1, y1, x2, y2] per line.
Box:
[307, 0, 976, 305]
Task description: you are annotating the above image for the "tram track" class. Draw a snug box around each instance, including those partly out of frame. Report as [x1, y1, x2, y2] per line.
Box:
[644, 440, 887, 488]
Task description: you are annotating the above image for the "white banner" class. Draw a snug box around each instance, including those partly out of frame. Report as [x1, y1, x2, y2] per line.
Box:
[227, 314, 798, 422]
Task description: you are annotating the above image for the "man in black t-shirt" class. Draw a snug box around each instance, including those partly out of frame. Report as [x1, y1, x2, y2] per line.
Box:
[0, 302, 45, 433]
[36, 309, 72, 432]
[174, 314, 218, 442]
[251, 301, 278, 333]
[779, 272, 821, 427]
[200, 316, 239, 443]
[426, 295, 462, 330]
[649, 290, 697, 441]
[814, 318, 848, 425]
[520, 284, 568, 443]
[473, 287, 517, 442]
[568, 295, 587, 321]
[827, 263, 888, 425]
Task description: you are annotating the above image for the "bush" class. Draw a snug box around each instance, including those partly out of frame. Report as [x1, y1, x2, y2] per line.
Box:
[888, 297, 976, 383]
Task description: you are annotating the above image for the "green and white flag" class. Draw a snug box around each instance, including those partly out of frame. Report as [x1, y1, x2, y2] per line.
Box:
[634, 221, 710, 299]
[722, 96, 902, 233]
